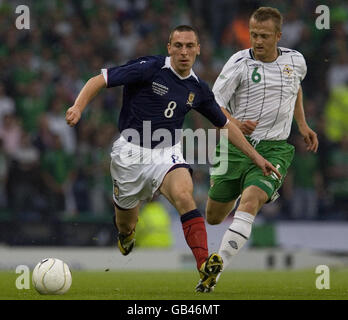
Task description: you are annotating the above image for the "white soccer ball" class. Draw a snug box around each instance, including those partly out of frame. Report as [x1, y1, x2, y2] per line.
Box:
[32, 258, 72, 295]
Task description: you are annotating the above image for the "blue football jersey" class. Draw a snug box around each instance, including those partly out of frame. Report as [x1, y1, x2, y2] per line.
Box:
[101, 55, 227, 148]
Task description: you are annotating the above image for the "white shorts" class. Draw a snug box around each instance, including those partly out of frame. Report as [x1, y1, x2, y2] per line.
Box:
[110, 136, 191, 210]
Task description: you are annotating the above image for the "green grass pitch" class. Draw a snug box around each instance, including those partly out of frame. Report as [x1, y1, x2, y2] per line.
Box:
[1, 269, 348, 300]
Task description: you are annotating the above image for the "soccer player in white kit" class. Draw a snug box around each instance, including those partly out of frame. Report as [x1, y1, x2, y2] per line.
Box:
[206, 7, 319, 286]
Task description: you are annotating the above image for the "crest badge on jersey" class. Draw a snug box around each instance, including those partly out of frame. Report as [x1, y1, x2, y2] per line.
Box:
[283, 65, 294, 85]
[283, 65, 293, 76]
[186, 92, 195, 107]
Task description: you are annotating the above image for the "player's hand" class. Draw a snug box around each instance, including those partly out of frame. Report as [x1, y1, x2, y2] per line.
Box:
[254, 154, 282, 179]
[240, 120, 258, 135]
[299, 126, 318, 153]
[66, 106, 82, 127]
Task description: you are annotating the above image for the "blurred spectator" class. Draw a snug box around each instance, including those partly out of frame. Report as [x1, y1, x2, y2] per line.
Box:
[0, 83, 15, 129]
[221, 10, 250, 51]
[327, 135, 348, 218]
[278, 10, 305, 48]
[327, 52, 348, 90]
[285, 135, 323, 220]
[89, 127, 115, 216]
[136, 201, 174, 248]
[16, 79, 47, 134]
[194, 43, 222, 86]
[7, 132, 42, 220]
[0, 114, 22, 157]
[324, 85, 348, 142]
[41, 134, 76, 218]
[73, 122, 94, 213]
[46, 97, 76, 154]
[112, 0, 148, 14]
[0, 138, 8, 208]
[138, 7, 157, 37]
[115, 20, 141, 62]
[32, 114, 56, 153]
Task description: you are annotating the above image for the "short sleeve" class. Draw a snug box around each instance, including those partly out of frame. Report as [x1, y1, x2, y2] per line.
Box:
[101, 56, 163, 88]
[212, 54, 245, 108]
[291, 51, 307, 82]
[298, 55, 307, 82]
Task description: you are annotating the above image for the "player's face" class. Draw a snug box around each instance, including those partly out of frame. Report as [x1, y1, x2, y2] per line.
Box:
[249, 18, 281, 62]
[167, 31, 200, 77]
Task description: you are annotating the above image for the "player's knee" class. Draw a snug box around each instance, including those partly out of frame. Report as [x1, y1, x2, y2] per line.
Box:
[206, 213, 224, 225]
[238, 187, 268, 214]
[239, 198, 262, 214]
[205, 200, 230, 225]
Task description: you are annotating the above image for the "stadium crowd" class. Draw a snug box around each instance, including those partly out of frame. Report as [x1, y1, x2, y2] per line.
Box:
[0, 0, 348, 224]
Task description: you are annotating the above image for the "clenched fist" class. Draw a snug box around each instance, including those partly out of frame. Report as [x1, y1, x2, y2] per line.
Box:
[66, 106, 82, 127]
[240, 120, 258, 135]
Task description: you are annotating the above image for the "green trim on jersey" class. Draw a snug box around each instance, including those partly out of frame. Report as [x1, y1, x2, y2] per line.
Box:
[209, 137, 295, 202]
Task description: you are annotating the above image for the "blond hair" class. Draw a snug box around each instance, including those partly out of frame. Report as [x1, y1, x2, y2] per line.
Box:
[250, 7, 283, 32]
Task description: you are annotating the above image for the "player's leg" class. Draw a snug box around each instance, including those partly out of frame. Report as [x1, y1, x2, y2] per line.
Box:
[217, 185, 268, 270]
[159, 167, 207, 268]
[109, 136, 144, 255]
[206, 159, 243, 225]
[114, 203, 140, 256]
[159, 167, 223, 292]
[217, 140, 294, 268]
[217, 147, 290, 271]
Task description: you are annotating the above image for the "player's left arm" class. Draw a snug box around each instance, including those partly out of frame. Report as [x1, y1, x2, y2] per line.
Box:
[222, 120, 281, 178]
[294, 85, 319, 153]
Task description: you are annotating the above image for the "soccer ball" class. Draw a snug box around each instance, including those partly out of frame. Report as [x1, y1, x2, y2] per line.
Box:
[32, 258, 72, 295]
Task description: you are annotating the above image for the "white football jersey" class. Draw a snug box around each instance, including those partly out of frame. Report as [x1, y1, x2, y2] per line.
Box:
[213, 47, 307, 141]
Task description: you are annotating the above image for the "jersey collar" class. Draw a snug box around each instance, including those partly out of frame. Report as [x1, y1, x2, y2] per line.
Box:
[249, 48, 282, 62]
[163, 56, 199, 82]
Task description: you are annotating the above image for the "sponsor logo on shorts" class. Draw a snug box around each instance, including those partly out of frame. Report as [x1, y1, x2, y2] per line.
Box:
[152, 179, 158, 188]
[210, 179, 215, 188]
[260, 179, 274, 190]
[113, 180, 119, 199]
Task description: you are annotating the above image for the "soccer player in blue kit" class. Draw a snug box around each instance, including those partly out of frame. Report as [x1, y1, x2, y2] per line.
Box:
[66, 25, 280, 292]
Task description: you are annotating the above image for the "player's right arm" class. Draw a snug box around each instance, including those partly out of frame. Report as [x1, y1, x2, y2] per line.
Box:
[213, 53, 258, 136]
[66, 74, 106, 127]
[66, 56, 161, 127]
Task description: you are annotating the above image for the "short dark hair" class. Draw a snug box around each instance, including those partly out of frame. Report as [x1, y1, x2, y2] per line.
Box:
[168, 25, 200, 44]
[250, 7, 283, 32]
